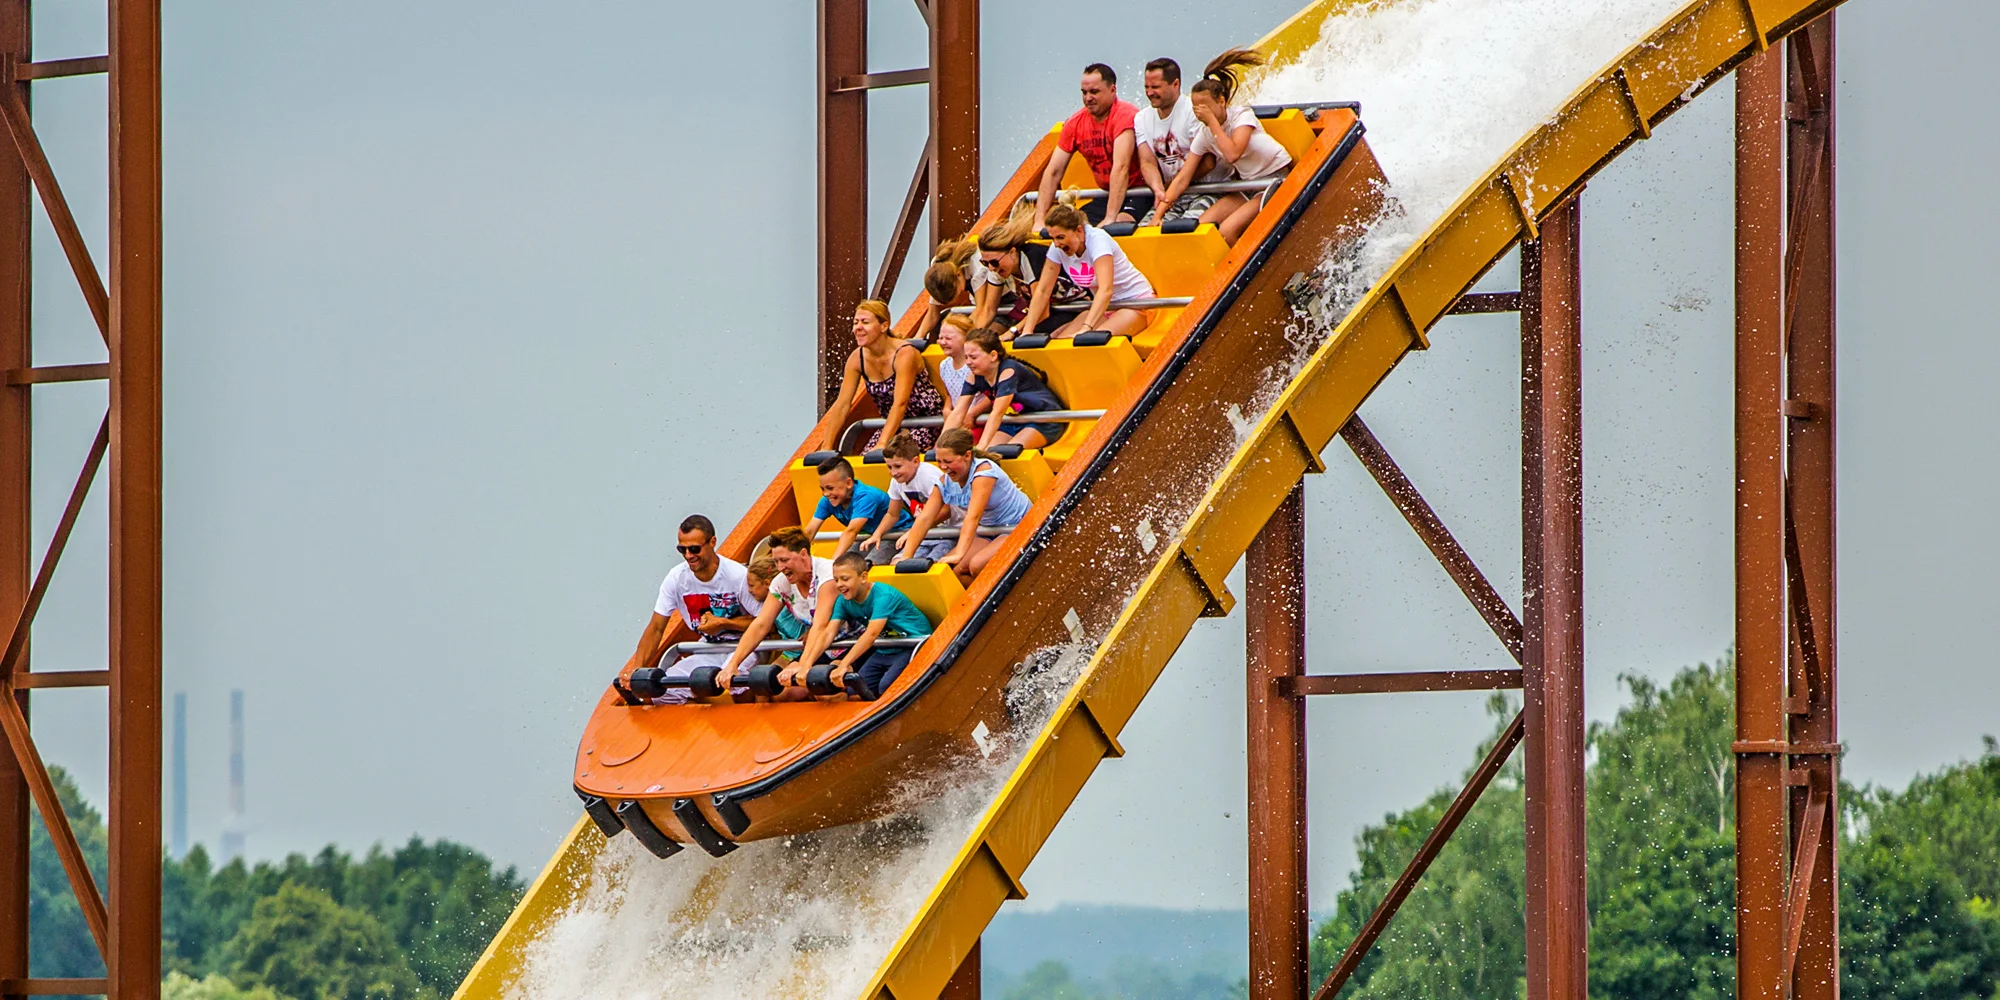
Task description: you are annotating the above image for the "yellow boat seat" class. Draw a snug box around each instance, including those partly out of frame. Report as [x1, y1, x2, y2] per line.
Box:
[1114, 224, 1230, 299]
[1006, 334, 1142, 468]
[1261, 108, 1319, 165]
[1132, 306, 1186, 358]
[867, 561, 965, 628]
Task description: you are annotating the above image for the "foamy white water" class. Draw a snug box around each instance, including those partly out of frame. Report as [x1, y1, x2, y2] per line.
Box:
[509, 3, 1699, 997]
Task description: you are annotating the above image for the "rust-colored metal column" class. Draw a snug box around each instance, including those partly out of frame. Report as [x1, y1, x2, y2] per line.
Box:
[1245, 483, 1308, 1000]
[1732, 42, 1790, 1000]
[1785, 16, 1840, 999]
[939, 938, 980, 1000]
[1520, 197, 1585, 1000]
[927, 0, 978, 249]
[107, 0, 163, 995]
[0, 0, 28, 990]
[817, 0, 867, 412]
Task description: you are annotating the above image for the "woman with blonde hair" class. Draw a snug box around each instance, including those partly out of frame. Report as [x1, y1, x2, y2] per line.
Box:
[910, 236, 991, 344]
[971, 201, 1087, 339]
[819, 299, 947, 452]
[1188, 47, 1293, 245]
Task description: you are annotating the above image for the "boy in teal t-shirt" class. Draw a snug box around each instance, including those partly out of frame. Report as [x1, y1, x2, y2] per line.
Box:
[794, 552, 934, 700]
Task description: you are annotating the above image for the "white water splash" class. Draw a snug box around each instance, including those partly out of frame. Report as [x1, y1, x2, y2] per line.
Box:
[505, 643, 1094, 1000]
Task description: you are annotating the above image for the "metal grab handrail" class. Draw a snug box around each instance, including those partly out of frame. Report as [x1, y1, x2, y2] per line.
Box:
[1019, 177, 1284, 202]
[945, 296, 1192, 315]
[815, 526, 1008, 542]
[656, 635, 926, 670]
[851, 408, 1105, 432]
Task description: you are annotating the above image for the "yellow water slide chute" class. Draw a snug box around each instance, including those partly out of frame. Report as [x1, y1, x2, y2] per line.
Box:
[453, 0, 1848, 997]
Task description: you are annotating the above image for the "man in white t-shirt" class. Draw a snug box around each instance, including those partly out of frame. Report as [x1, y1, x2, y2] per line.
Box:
[1134, 57, 1226, 226]
[624, 514, 763, 704]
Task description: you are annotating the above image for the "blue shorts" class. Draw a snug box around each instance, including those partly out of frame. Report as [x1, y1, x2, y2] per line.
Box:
[1001, 419, 1067, 444]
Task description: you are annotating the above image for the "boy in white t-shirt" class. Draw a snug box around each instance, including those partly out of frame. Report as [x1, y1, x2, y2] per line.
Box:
[867, 432, 958, 563]
[626, 514, 764, 704]
[1134, 57, 1227, 225]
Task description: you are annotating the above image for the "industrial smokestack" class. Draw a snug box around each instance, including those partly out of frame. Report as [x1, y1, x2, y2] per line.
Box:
[221, 689, 245, 862]
[171, 692, 187, 859]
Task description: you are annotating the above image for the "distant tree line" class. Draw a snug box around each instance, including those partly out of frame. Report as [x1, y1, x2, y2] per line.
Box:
[1312, 657, 2000, 1000]
[29, 768, 525, 1000]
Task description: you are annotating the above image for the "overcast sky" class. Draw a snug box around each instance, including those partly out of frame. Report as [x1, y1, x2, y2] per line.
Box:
[23, 0, 2000, 912]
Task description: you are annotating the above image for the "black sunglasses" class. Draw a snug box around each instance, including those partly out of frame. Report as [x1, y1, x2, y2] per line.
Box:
[675, 543, 706, 555]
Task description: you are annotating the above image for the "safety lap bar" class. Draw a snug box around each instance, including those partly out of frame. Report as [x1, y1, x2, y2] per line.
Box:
[656, 636, 924, 670]
[852, 408, 1106, 431]
[1019, 178, 1283, 202]
[815, 527, 1008, 542]
[945, 296, 1192, 314]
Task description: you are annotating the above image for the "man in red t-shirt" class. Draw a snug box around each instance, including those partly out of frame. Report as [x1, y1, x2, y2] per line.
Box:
[1033, 62, 1147, 230]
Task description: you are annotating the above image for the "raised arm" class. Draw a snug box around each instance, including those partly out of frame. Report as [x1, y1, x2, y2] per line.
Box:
[944, 475, 997, 566]
[1034, 147, 1071, 230]
[1102, 131, 1137, 222]
[876, 345, 923, 444]
[723, 601, 783, 677]
[898, 488, 950, 561]
[624, 611, 673, 677]
[818, 350, 865, 451]
[1016, 264, 1060, 340]
[1136, 141, 1168, 226]
[1079, 254, 1116, 331]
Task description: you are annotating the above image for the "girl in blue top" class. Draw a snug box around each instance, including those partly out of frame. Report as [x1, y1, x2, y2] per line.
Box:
[914, 427, 1036, 584]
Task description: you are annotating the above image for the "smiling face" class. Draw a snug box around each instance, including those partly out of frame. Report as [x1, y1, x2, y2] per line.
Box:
[852, 307, 888, 348]
[771, 543, 814, 584]
[1143, 68, 1178, 110]
[980, 246, 1017, 279]
[818, 468, 855, 507]
[1049, 223, 1087, 257]
[936, 444, 972, 479]
[831, 562, 869, 601]
[1080, 69, 1115, 119]
[676, 527, 716, 574]
[884, 453, 921, 485]
[963, 340, 999, 378]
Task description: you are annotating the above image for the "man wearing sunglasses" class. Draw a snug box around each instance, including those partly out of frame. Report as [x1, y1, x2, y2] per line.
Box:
[624, 514, 764, 703]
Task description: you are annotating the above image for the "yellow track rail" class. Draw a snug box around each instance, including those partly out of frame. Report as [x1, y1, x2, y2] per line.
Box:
[452, 2, 1848, 998]
[858, 0, 1844, 996]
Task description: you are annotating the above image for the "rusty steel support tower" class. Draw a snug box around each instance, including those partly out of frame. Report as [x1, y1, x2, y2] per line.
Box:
[1240, 17, 1840, 1000]
[817, 0, 980, 413]
[0, 0, 164, 997]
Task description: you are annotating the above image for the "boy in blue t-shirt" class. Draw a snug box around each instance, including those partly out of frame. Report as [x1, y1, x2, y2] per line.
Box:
[790, 552, 934, 700]
[803, 455, 913, 564]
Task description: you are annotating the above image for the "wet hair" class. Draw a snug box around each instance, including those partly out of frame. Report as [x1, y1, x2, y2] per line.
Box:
[766, 526, 812, 554]
[1145, 57, 1181, 85]
[1043, 203, 1087, 233]
[978, 201, 1040, 253]
[832, 551, 872, 576]
[816, 454, 855, 480]
[1192, 47, 1264, 105]
[745, 557, 779, 585]
[934, 426, 1002, 464]
[1083, 63, 1117, 87]
[678, 514, 716, 540]
[882, 431, 926, 462]
[855, 299, 893, 326]
[925, 237, 977, 306]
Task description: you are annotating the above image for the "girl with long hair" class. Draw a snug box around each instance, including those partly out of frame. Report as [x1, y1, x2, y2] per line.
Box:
[917, 427, 1034, 584]
[1189, 47, 1294, 245]
[1020, 202, 1157, 341]
[948, 328, 1070, 451]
